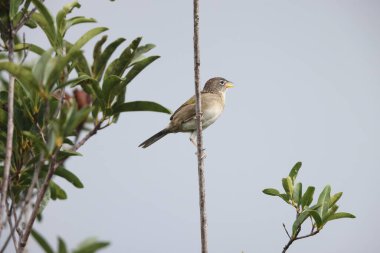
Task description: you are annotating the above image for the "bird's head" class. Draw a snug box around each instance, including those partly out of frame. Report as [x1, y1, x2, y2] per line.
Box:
[202, 77, 234, 94]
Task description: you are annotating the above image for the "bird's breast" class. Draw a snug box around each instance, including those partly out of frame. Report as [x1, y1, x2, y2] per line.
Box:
[202, 103, 224, 128]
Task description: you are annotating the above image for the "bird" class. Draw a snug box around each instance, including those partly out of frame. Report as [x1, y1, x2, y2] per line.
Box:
[139, 77, 233, 148]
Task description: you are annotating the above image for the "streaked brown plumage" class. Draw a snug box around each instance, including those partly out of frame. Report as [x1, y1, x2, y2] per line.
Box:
[139, 77, 233, 148]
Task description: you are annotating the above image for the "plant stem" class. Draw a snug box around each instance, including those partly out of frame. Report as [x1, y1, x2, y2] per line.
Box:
[193, 1, 208, 253]
[18, 151, 59, 252]
[72, 121, 102, 151]
[282, 230, 320, 253]
[16, 121, 103, 252]
[0, 16, 15, 235]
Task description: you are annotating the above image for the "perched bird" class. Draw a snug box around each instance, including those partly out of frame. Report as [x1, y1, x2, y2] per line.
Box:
[139, 77, 233, 148]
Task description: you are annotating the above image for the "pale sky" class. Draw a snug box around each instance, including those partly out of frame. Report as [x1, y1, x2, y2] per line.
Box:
[24, 0, 380, 252]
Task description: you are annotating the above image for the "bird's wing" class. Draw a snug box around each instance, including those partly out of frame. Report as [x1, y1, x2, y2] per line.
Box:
[170, 95, 196, 120]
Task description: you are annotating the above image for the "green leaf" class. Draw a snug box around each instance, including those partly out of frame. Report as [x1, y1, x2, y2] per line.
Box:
[293, 182, 302, 205]
[86, 78, 105, 109]
[112, 101, 171, 115]
[317, 185, 331, 221]
[289, 161, 302, 183]
[22, 131, 48, 153]
[31, 0, 55, 31]
[65, 16, 96, 34]
[58, 150, 82, 160]
[31, 229, 54, 253]
[31, 0, 56, 47]
[329, 192, 342, 208]
[278, 193, 290, 204]
[327, 212, 356, 222]
[308, 209, 323, 228]
[262, 188, 290, 204]
[282, 176, 293, 198]
[291, 209, 322, 235]
[10, 0, 23, 20]
[71, 48, 92, 76]
[58, 237, 69, 253]
[102, 75, 124, 106]
[0, 62, 40, 92]
[104, 37, 141, 78]
[14, 43, 45, 55]
[32, 48, 53, 85]
[262, 188, 280, 196]
[324, 204, 339, 225]
[56, 74, 94, 89]
[309, 203, 321, 210]
[70, 27, 108, 52]
[55, 167, 84, 188]
[56, 0, 81, 37]
[111, 84, 127, 122]
[292, 211, 309, 236]
[93, 38, 126, 80]
[46, 49, 81, 89]
[25, 17, 38, 29]
[301, 186, 315, 208]
[62, 107, 91, 135]
[50, 181, 68, 200]
[64, 137, 75, 145]
[130, 44, 156, 65]
[73, 238, 110, 253]
[92, 35, 108, 69]
[122, 55, 160, 86]
[31, 12, 56, 47]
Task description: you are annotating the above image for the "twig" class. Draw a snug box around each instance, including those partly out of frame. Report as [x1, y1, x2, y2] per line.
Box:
[193, 1, 208, 253]
[6, 201, 18, 252]
[282, 229, 320, 253]
[14, 7, 38, 33]
[2, 133, 54, 253]
[18, 151, 59, 251]
[20, 33, 29, 65]
[15, 121, 103, 252]
[72, 121, 102, 151]
[309, 217, 314, 233]
[0, 15, 16, 236]
[282, 223, 291, 239]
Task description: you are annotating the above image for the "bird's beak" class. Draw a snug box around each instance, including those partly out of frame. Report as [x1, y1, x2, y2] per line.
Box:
[225, 82, 234, 88]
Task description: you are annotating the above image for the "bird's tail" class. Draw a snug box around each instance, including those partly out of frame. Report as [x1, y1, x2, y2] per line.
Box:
[138, 129, 170, 148]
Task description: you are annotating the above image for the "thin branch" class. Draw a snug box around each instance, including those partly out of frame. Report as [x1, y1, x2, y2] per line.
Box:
[72, 121, 102, 151]
[15, 121, 103, 252]
[0, 195, 22, 253]
[295, 230, 319, 240]
[0, 15, 16, 235]
[20, 33, 29, 65]
[309, 217, 315, 233]
[282, 229, 320, 253]
[6, 201, 18, 252]
[18, 151, 59, 251]
[193, 1, 208, 253]
[14, 7, 38, 33]
[282, 223, 291, 239]
[1, 137, 46, 253]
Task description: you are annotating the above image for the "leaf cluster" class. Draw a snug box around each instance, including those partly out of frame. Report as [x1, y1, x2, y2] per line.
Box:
[263, 162, 355, 238]
[0, 0, 170, 251]
[0, 0, 170, 207]
[32, 229, 109, 253]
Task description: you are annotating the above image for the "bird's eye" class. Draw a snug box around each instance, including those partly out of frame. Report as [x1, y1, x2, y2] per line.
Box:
[219, 80, 225, 86]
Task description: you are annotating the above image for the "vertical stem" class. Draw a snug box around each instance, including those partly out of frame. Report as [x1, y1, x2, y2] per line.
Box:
[18, 152, 58, 252]
[193, 1, 208, 253]
[0, 19, 15, 234]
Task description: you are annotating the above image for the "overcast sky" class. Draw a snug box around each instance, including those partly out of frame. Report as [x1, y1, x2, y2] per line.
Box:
[24, 0, 380, 252]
